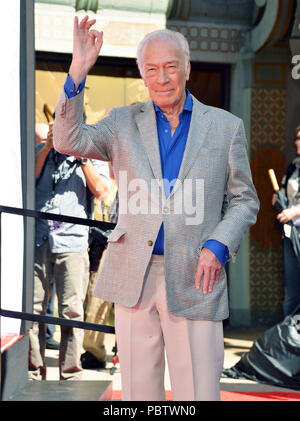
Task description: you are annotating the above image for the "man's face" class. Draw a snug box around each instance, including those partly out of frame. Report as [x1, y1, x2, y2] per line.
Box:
[141, 39, 190, 110]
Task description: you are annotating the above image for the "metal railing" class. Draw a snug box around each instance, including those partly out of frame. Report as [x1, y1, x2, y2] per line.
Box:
[0, 205, 116, 335]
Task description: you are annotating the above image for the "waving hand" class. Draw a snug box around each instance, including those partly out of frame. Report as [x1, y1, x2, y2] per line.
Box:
[69, 16, 103, 86]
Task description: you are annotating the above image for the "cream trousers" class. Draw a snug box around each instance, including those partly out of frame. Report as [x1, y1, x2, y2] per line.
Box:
[115, 254, 224, 401]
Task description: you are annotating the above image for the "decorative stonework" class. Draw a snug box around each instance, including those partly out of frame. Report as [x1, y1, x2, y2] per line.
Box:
[250, 241, 284, 309]
[167, 21, 244, 63]
[35, 3, 247, 63]
[168, 22, 243, 53]
[249, 87, 286, 324]
[249, 240, 284, 325]
[254, 62, 287, 86]
[250, 88, 286, 155]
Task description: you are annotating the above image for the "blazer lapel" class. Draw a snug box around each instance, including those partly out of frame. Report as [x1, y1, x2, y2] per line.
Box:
[169, 96, 212, 199]
[135, 100, 163, 183]
[135, 96, 211, 202]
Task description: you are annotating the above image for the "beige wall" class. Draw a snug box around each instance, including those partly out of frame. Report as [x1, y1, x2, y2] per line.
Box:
[35, 69, 149, 125]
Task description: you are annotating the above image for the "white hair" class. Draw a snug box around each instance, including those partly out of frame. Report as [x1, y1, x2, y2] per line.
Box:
[136, 29, 190, 77]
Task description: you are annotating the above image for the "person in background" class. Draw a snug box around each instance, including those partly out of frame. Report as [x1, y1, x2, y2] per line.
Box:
[35, 123, 59, 350]
[29, 120, 111, 380]
[272, 126, 300, 317]
[35, 123, 50, 145]
[81, 165, 118, 369]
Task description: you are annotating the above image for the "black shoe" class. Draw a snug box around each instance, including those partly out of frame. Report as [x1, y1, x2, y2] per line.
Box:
[46, 339, 59, 350]
[80, 351, 106, 369]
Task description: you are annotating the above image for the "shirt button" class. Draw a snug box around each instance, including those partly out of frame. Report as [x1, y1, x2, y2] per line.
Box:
[147, 240, 153, 246]
[163, 207, 170, 214]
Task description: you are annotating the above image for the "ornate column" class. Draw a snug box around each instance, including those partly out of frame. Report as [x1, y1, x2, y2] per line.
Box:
[287, 0, 300, 166]
[235, 0, 294, 326]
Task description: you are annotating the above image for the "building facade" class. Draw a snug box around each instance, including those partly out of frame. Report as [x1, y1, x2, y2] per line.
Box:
[34, 0, 300, 327]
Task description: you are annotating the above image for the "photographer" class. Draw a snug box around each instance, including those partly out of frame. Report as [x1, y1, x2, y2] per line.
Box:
[29, 120, 111, 380]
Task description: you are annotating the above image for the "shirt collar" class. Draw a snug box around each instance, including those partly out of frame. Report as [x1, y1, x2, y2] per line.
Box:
[153, 88, 193, 114]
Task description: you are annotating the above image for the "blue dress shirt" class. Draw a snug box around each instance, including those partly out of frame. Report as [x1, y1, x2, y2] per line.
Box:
[152, 90, 192, 254]
[64, 76, 229, 266]
[64, 74, 86, 98]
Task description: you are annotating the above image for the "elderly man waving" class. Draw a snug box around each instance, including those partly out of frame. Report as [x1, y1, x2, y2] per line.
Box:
[53, 16, 259, 401]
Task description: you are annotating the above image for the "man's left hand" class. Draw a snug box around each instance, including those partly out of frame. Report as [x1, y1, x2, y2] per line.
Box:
[195, 248, 222, 294]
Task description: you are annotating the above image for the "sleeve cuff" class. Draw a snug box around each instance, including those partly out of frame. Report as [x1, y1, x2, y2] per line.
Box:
[202, 239, 229, 266]
[64, 74, 86, 99]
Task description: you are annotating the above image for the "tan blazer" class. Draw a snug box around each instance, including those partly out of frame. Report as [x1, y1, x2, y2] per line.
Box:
[53, 90, 259, 321]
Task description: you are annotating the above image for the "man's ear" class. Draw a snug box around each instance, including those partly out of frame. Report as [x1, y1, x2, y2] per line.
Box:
[186, 62, 191, 81]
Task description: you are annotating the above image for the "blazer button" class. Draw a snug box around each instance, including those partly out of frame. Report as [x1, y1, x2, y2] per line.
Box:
[148, 240, 153, 246]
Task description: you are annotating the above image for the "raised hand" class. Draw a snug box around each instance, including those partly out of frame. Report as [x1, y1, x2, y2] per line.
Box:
[69, 16, 103, 85]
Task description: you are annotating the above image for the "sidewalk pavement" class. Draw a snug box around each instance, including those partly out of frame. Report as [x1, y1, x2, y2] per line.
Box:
[45, 326, 299, 395]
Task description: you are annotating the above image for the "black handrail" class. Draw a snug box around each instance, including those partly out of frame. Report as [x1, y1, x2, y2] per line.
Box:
[0, 205, 116, 334]
[0, 205, 116, 230]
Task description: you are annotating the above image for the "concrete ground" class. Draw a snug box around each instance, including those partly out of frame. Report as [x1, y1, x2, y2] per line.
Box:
[45, 326, 299, 396]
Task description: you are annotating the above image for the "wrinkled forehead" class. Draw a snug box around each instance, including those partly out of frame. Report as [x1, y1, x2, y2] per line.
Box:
[142, 38, 185, 65]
